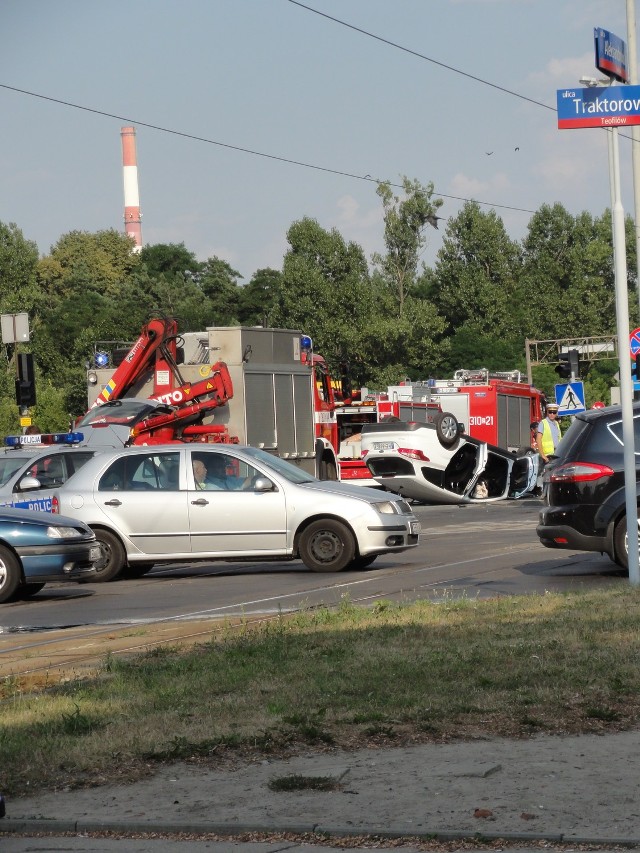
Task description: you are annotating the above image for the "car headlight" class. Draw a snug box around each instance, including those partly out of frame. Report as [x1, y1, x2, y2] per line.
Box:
[372, 501, 400, 515]
[46, 526, 83, 539]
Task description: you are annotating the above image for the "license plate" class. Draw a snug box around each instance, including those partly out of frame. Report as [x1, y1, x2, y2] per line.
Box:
[89, 545, 101, 562]
[410, 521, 421, 535]
[373, 441, 396, 451]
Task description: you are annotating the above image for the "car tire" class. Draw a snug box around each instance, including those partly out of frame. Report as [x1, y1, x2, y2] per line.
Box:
[299, 519, 356, 572]
[349, 554, 378, 570]
[434, 411, 459, 448]
[613, 513, 637, 572]
[17, 582, 46, 598]
[90, 529, 126, 582]
[0, 546, 22, 603]
[319, 459, 338, 481]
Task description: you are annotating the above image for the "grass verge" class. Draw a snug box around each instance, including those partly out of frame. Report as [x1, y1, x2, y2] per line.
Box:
[2, 588, 640, 796]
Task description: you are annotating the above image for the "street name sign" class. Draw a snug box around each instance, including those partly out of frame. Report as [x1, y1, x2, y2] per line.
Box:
[594, 27, 627, 83]
[557, 85, 640, 129]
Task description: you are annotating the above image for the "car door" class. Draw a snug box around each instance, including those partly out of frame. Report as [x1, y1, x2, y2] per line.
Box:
[96, 449, 191, 556]
[186, 449, 288, 556]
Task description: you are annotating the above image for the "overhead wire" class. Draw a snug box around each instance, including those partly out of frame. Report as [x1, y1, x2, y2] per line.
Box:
[0, 82, 536, 216]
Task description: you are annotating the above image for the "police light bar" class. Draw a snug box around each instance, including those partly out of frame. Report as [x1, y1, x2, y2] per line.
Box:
[4, 432, 85, 447]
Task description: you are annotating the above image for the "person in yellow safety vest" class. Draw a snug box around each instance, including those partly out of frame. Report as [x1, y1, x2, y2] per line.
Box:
[536, 402, 561, 463]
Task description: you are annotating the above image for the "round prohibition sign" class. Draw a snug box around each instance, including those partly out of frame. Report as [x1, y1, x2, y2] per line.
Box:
[630, 327, 640, 359]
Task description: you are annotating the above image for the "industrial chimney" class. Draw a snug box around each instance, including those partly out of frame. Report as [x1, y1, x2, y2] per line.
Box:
[121, 126, 142, 252]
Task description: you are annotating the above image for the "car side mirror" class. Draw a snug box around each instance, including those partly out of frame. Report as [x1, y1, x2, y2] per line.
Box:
[18, 476, 41, 492]
[253, 477, 274, 492]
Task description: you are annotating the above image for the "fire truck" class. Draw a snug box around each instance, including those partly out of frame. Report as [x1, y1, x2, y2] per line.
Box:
[333, 368, 546, 484]
[81, 320, 340, 479]
[390, 368, 546, 451]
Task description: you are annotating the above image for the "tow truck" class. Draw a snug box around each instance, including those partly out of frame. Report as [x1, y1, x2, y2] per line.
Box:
[82, 320, 340, 479]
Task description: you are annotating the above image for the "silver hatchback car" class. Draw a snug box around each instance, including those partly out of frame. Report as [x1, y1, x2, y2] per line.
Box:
[48, 444, 421, 581]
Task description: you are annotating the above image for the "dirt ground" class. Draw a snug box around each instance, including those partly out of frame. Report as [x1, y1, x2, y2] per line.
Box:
[6, 729, 640, 842]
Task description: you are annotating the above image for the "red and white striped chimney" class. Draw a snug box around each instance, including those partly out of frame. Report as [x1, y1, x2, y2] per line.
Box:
[121, 126, 142, 252]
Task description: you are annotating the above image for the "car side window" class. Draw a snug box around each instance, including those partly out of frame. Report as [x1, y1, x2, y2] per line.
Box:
[193, 452, 262, 491]
[18, 453, 79, 491]
[99, 453, 180, 491]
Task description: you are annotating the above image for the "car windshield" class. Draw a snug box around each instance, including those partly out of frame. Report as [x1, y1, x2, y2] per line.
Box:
[0, 453, 34, 486]
[239, 446, 317, 483]
[77, 400, 172, 427]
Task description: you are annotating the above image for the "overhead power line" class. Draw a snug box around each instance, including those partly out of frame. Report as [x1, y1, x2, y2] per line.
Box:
[0, 82, 536, 216]
[287, 0, 555, 114]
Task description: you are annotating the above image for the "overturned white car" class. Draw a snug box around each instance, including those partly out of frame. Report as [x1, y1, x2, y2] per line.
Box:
[361, 414, 539, 504]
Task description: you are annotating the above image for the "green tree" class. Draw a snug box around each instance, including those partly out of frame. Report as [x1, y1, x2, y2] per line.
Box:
[199, 257, 243, 325]
[238, 268, 282, 326]
[520, 204, 618, 340]
[373, 176, 443, 316]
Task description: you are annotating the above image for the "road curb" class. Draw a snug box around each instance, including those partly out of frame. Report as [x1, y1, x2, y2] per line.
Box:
[2, 818, 640, 846]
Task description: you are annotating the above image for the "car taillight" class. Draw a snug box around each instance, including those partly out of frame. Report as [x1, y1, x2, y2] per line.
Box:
[51, 496, 60, 514]
[550, 462, 614, 483]
[398, 447, 430, 462]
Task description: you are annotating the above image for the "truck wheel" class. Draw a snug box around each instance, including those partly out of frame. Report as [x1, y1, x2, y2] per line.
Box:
[299, 519, 356, 572]
[613, 512, 640, 571]
[0, 547, 21, 603]
[90, 529, 126, 582]
[435, 411, 459, 448]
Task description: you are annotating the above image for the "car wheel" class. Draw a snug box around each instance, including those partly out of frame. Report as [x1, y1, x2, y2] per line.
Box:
[349, 554, 378, 570]
[299, 519, 356, 572]
[434, 411, 459, 448]
[17, 582, 46, 598]
[0, 546, 22, 603]
[319, 459, 338, 481]
[90, 529, 126, 582]
[613, 513, 639, 571]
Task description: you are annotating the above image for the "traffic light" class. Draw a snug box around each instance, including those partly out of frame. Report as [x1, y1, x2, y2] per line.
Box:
[555, 349, 580, 380]
[14, 353, 36, 408]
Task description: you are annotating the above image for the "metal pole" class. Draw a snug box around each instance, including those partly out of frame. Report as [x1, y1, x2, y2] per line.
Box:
[609, 126, 640, 585]
[627, 0, 640, 320]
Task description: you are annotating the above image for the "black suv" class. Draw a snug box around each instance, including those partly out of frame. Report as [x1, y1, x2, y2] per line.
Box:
[536, 403, 640, 571]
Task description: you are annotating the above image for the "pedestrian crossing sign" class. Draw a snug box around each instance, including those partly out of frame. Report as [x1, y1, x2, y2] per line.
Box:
[555, 381, 586, 415]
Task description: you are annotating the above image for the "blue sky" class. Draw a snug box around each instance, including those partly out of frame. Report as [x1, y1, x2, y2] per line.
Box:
[0, 0, 630, 283]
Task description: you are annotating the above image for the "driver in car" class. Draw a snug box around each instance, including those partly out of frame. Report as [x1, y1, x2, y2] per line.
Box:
[192, 457, 228, 490]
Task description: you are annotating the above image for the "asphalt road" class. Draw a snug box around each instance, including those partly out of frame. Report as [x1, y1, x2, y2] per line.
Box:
[0, 496, 626, 634]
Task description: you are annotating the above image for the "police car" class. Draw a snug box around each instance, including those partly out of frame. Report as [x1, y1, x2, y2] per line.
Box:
[0, 432, 97, 512]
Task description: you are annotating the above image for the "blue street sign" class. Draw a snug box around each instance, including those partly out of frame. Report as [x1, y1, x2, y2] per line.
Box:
[630, 327, 640, 357]
[557, 85, 640, 129]
[595, 28, 628, 83]
[555, 382, 586, 416]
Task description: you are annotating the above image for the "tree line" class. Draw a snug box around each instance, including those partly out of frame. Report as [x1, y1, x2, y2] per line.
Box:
[0, 177, 631, 434]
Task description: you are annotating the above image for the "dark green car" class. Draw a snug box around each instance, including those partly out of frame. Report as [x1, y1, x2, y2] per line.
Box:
[0, 507, 98, 603]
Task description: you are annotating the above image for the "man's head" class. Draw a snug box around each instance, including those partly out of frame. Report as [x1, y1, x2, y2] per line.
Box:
[193, 458, 207, 483]
[546, 403, 559, 417]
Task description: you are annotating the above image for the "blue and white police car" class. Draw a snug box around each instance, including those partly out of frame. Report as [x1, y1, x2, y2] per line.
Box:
[0, 432, 97, 512]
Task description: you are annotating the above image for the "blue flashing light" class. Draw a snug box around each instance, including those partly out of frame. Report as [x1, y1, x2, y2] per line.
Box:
[4, 431, 85, 447]
[94, 351, 109, 368]
[300, 335, 313, 351]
